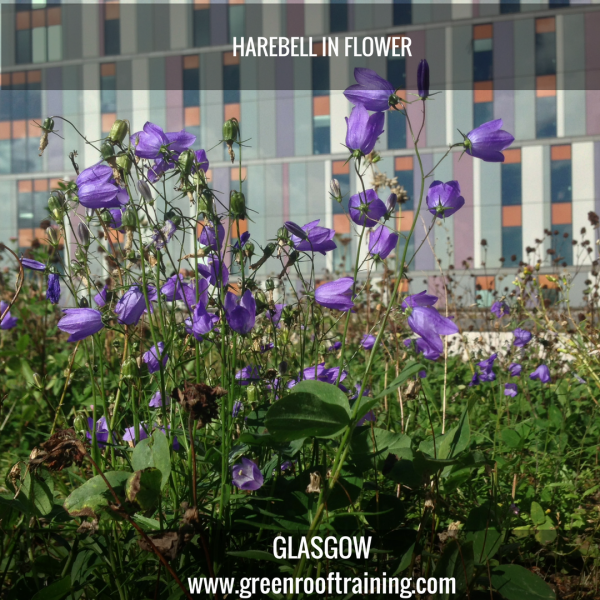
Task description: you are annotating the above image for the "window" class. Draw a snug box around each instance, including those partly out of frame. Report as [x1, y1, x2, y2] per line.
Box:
[312, 42, 330, 155]
[228, 2, 245, 44]
[193, 2, 210, 47]
[550, 145, 572, 265]
[104, 1, 120, 56]
[535, 18, 556, 139]
[15, 3, 62, 65]
[17, 178, 61, 248]
[330, 0, 348, 34]
[387, 38, 406, 149]
[223, 52, 240, 153]
[501, 149, 522, 266]
[0, 71, 42, 174]
[393, 0, 412, 26]
[475, 276, 495, 308]
[500, 0, 520, 14]
[183, 55, 201, 141]
[473, 25, 493, 129]
[100, 63, 116, 135]
[332, 161, 352, 272]
[395, 156, 414, 261]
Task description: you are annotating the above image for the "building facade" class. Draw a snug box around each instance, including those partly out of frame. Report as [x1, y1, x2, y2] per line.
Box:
[1, 0, 599, 305]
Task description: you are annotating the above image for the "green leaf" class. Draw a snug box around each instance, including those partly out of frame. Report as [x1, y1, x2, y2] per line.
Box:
[126, 468, 162, 511]
[374, 362, 425, 399]
[464, 504, 503, 564]
[63, 471, 130, 518]
[31, 575, 71, 600]
[290, 379, 351, 416]
[535, 516, 557, 544]
[265, 392, 350, 441]
[19, 472, 54, 517]
[491, 565, 555, 600]
[421, 403, 471, 460]
[433, 539, 474, 599]
[131, 429, 171, 489]
[530, 502, 546, 526]
[501, 429, 522, 449]
[239, 432, 280, 447]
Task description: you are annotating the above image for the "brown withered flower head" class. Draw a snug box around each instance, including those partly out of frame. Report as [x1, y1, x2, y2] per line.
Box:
[176, 383, 226, 427]
[29, 428, 87, 472]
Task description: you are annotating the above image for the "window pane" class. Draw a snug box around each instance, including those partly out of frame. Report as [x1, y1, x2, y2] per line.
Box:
[313, 116, 330, 155]
[193, 9, 211, 47]
[104, 19, 120, 56]
[183, 69, 200, 107]
[32, 27, 47, 63]
[312, 57, 329, 97]
[551, 159, 572, 203]
[16, 30, 33, 65]
[33, 190, 48, 222]
[0, 140, 11, 175]
[18, 190, 34, 229]
[388, 110, 406, 150]
[393, 0, 412, 26]
[228, 5, 244, 44]
[473, 50, 493, 81]
[500, 0, 520, 14]
[48, 24, 62, 61]
[330, 0, 348, 33]
[474, 102, 493, 128]
[387, 57, 405, 90]
[0, 91, 11, 122]
[333, 172, 350, 214]
[501, 163, 521, 206]
[395, 170, 413, 210]
[551, 223, 572, 265]
[502, 226, 522, 264]
[28, 88, 42, 119]
[27, 137, 40, 172]
[223, 64, 240, 104]
[535, 32, 556, 76]
[12, 87, 28, 120]
[536, 96, 556, 139]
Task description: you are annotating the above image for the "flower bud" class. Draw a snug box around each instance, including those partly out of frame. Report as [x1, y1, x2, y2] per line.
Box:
[32, 373, 44, 389]
[109, 119, 128, 144]
[46, 227, 58, 245]
[223, 118, 240, 143]
[277, 227, 290, 242]
[330, 179, 342, 203]
[198, 193, 213, 215]
[164, 209, 182, 227]
[78, 223, 90, 247]
[386, 193, 397, 214]
[48, 192, 64, 220]
[101, 141, 115, 160]
[42, 117, 54, 133]
[73, 413, 88, 433]
[265, 278, 275, 291]
[178, 149, 194, 176]
[230, 191, 246, 219]
[137, 180, 153, 203]
[122, 207, 137, 230]
[243, 242, 255, 259]
[75, 247, 87, 262]
[116, 153, 132, 174]
[246, 384, 257, 404]
[79, 296, 89, 308]
[122, 357, 139, 380]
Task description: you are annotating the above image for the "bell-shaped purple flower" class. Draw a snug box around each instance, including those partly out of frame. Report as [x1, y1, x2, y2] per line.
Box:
[86, 416, 112, 449]
[478, 353, 497, 382]
[509, 363, 522, 377]
[369, 225, 398, 259]
[418, 59, 430, 99]
[0, 301, 18, 330]
[94, 285, 108, 307]
[469, 373, 480, 387]
[194, 149, 209, 173]
[184, 302, 219, 341]
[198, 256, 229, 288]
[143, 342, 168, 374]
[504, 383, 518, 397]
[491, 301, 509, 318]
[513, 328, 532, 347]
[232, 457, 264, 491]
[288, 363, 347, 389]
[232, 400, 243, 418]
[225, 290, 256, 335]
[107, 208, 124, 231]
[114, 285, 147, 325]
[22, 258, 46, 271]
[161, 274, 187, 302]
[349, 189, 387, 227]
[328, 341, 342, 353]
[464, 119, 515, 163]
[289, 220, 337, 255]
[149, 391, 171, 408]
[426, 180, 465, 218]
[401, 290, 437, 309]
[530, 364, 551, 384]
[345, 105, 385, 155]
[357, 410, 376, 427]
[46, 273, 61, 305]
[235, 365, 260, 386]
[133, 122, 196, 159]
[77, 162, 113, 187]
[265, 303, 285, 328]
[361, 334, 376, 350]
[58, 308, 104, 342]
[76, 164, 122, 209]
[198, 221, 225, 252]
[344, 68, 396, 112]
[149, 220, 176, 250]
[315, 277, 354, 312]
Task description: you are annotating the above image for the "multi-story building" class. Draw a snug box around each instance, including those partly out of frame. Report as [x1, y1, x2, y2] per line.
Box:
[1, 1, 598, 305]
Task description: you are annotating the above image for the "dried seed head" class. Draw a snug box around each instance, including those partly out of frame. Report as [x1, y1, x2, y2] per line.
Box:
[29, 428, 87, 472]
[176, 383, 227, 427]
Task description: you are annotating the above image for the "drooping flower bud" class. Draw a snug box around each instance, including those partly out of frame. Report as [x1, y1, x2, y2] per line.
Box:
[178, 149, 194, 176]
[73, 413, 88, 433]
[277, 226, 289, 242]
[48, 191, 65, 221]
[79, 296, 89, 308]
[250, 243, 276, 270]
[122, 207, 137, 230]
[230, 191, 246, 219]
[244, 242, 255, 259]
[46, 227, 58, 245]
[417, 59, 430, 99]
[330, 178, 342, 203]
[32, 373, 44, 389]
[101, 141, 115, 160]
[122, 357, 139, 380]
[78, 223, 91, 247]
[137, 180, 153, 203]
[198, 193, 213, 215]
[246, 384, 257, 404]
[386, 193, 397, 215]
[223, 118, 240, 144]
[116, 153, 132, 174]
[108, 120, 128, 144]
